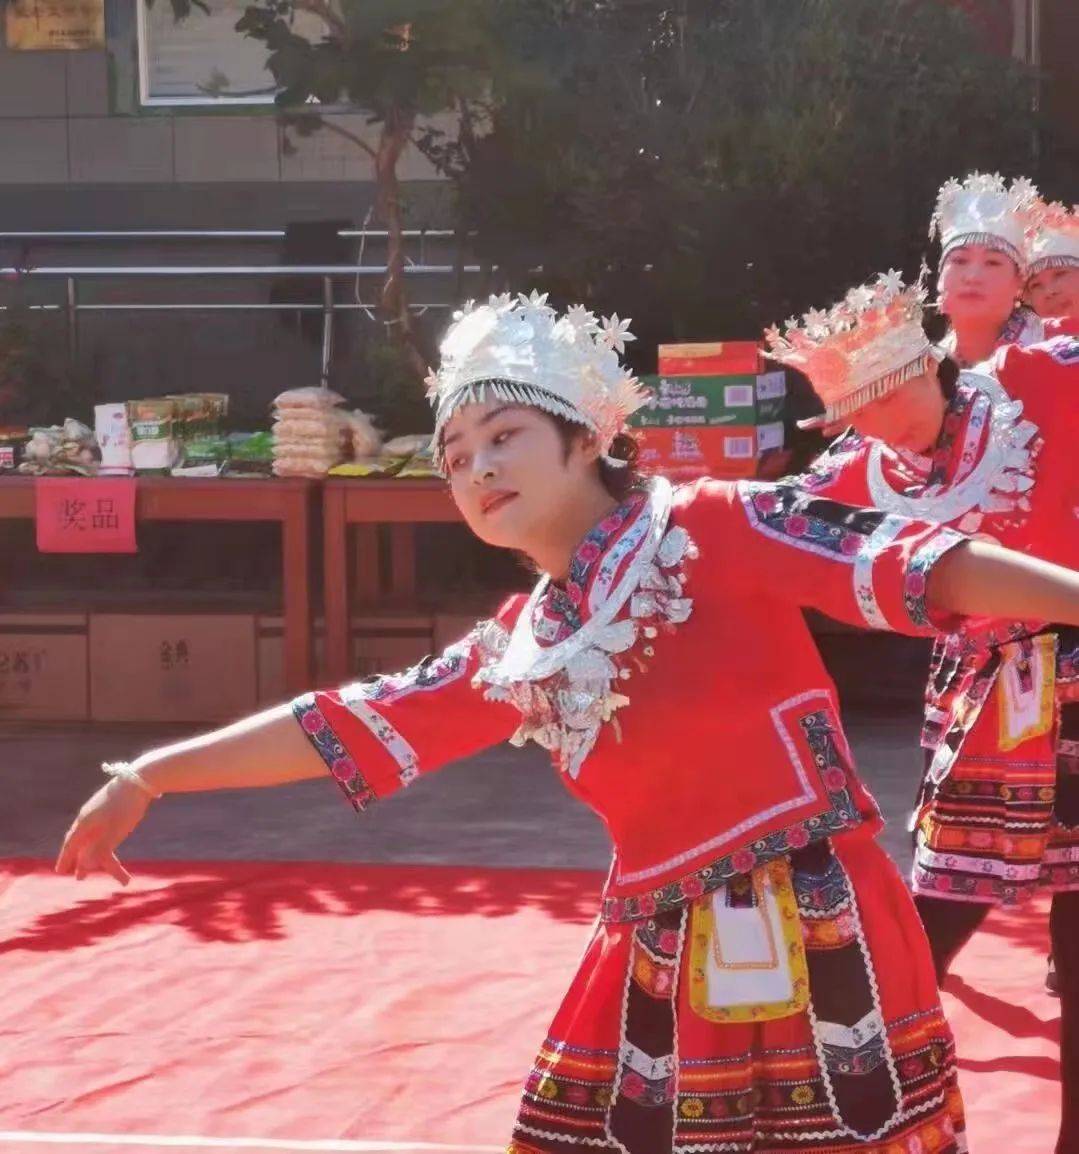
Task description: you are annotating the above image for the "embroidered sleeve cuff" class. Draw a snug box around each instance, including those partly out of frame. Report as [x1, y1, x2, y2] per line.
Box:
[292, 690, 413, 812]
[902, 527, 970, 635]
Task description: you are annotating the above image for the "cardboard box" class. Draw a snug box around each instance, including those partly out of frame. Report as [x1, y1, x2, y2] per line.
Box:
[351, 614, 434, 678]
[258, 614, 434, 697]
[313, 618, 431, 678]
[256, 616, 325, 706]
[637, 423, 786, 482]
[658, 341, 763, 376]
[0, 613, 89, 721]
[634, 371, 787, 429]
[90, 613, 257, 722]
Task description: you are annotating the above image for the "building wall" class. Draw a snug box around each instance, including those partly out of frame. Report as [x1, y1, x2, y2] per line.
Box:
[0, 0, 449, 196]
[0, 1, 465, 416]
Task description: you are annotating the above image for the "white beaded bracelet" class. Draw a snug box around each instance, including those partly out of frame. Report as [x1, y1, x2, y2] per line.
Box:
[102, 761, 163, 800]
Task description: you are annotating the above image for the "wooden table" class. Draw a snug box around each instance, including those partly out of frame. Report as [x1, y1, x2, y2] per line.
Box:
[322, 478, 461, 684]
[0, 476, 316, 694]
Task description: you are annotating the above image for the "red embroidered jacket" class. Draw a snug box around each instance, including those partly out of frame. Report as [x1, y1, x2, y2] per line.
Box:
[797, 336, 1079, 757]
[802, 338, 1078, 568]
[294, 477, 964, 921]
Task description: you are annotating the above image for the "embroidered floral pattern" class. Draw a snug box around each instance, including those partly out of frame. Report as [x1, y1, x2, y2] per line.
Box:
[477, 479, 696, 781]
[800, 430, 868, 493]
[603, 709, 863, 922]
[292, 694, 377, 811]
[536, 492, 643, 641]
[354, 635, 474, 704]
[927, 388, 979, 489]
[603, 808, 860, 923]
[337, 689, 420, 785]
[516, 1001, 964, 1151]
[742, 481, 889, 563]
[904, 529, 967, 628]
[294, 620, 510, 808]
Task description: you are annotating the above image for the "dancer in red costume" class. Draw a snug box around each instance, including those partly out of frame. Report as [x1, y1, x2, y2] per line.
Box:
[60, 293, 1079, 1153]
[930, 172, 1066, 367]
[767, 271, 1079, 1154]
[1024, 199, 1079, 327]
[800, 171, 1062, 443]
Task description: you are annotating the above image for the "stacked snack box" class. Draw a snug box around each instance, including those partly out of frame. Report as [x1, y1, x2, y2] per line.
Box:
[632, 341, 790, 481]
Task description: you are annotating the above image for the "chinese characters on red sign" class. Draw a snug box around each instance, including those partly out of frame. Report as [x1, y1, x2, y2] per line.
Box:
[35, 478, 137, 553]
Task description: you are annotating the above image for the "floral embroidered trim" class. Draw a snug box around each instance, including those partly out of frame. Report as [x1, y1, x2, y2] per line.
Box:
[293, 694, 377, 812]
[853, 515, 909, 629]
[1000, 305, 1044, 348]
[794, 848, 854, 919]
[867, 370, 1041, 530]
[738, 481, 885, 565]
[539, 494, 641, 641]
[605, 907, 687, 1146]
[354, 637, 474, 704]
[603, 804, 861, 923]
[615, 692, 838, 888]
[798, 429, 867, 494]
[517, 1009, 963, 1149]
[338, 685, 421, 785]
[903, 528, 967, 629]
[477, 478, 696, 780]
[293, 619, 510, 808]
[816, 1008, 888, 1075]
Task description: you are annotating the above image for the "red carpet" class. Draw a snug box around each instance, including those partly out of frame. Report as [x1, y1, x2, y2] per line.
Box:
[940, 894, 1060, 1154]
[0, 860, 1060, 1153]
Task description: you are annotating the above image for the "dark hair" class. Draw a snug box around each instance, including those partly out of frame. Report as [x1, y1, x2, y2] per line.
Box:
[548, 415, 649, 500]
[936, 355, 960, 401]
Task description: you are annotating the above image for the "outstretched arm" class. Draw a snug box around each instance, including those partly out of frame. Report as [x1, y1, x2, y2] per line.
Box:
[927, 539, 1079, 625]
[715, 478, 1078, 636]
[56, 598, 527, 888]
[55, 704, 327, 884]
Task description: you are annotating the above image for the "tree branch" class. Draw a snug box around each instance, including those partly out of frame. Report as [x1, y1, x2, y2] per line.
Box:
[285, 113, 380, 161]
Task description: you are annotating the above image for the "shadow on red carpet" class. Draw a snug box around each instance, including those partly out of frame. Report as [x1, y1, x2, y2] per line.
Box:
[0, 860, 1061, 1152]
[940, 895, 1060, 1153]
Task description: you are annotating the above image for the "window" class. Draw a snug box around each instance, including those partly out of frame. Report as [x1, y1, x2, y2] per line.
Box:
[136, 0, 324, 107]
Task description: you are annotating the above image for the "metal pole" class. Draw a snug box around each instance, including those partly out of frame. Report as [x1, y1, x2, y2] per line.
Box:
[1029, 0, 1042, 168]
[0, 263, 480, 277]
[66, 275, 78, 364]
[0, 228, 458, 241]
[320, 275, 334, 389]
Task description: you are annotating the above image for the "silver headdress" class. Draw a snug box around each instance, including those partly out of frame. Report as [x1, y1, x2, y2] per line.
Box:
[426, 292, 648, 469]
[930, 172, 1040, 269]
[764, 268, 938, 427]
[1025, 199, 1079, 278]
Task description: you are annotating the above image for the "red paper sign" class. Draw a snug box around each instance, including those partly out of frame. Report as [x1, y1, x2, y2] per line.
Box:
[35, 477, 137, 554]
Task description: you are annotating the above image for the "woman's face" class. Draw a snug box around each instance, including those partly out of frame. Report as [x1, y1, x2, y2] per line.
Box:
[1025, 265, 1079, 320]
[442, 401, 600, 553]
[847, 370, 947, 454]
[937, 244, 1022, 327]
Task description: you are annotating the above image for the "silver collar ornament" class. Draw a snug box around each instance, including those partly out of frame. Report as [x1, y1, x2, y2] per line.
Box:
[474, 479, 697, 778]
[865, 370, 1040, 534]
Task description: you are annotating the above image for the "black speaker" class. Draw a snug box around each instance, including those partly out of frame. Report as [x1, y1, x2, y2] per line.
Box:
[270, 219, 353, 345]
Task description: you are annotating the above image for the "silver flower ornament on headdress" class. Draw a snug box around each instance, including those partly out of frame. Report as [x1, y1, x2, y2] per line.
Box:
[765, 270, 937, 426]
[427, 292, 649, 470]
[930, 171, 1041, 269]
[1024, 199, 1079, 278]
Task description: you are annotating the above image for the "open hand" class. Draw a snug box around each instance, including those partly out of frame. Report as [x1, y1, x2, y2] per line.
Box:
[55, 777, 152, 885]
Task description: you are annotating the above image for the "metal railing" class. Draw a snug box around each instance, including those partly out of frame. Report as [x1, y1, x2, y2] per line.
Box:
[0, 228, 486, 386]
